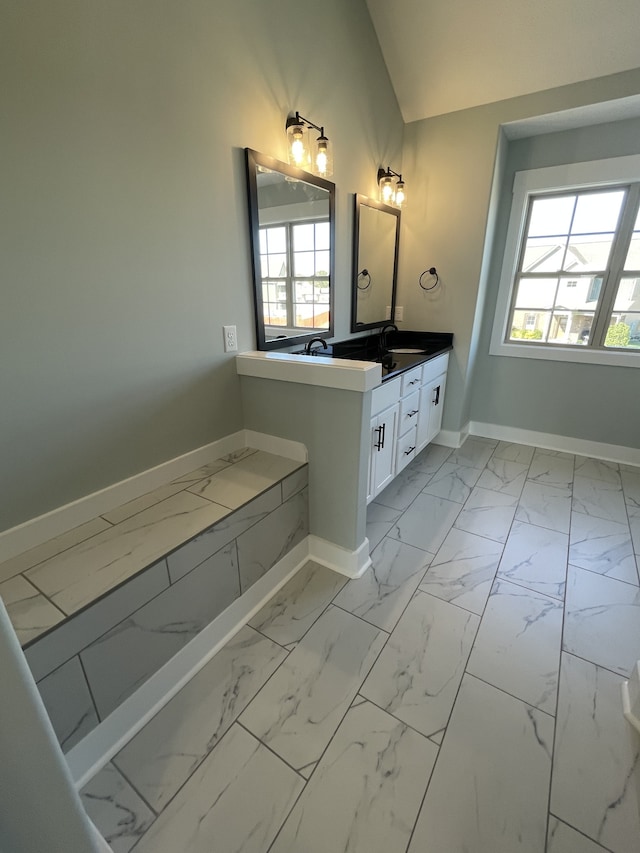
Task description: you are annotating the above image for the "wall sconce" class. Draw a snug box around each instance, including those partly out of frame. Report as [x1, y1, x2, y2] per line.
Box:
[377, 166, 406, 208]
[286, 112, 333, 178]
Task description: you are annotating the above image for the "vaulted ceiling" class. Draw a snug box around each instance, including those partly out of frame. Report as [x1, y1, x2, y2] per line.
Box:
[366, 0, 640, 123]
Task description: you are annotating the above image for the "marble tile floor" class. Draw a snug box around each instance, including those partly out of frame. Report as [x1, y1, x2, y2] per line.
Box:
[81, 438, 640, 853]
[0, 448, 304, 645]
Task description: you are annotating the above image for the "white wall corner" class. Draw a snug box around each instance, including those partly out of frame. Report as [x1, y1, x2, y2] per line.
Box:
[308, 535, 371, 579]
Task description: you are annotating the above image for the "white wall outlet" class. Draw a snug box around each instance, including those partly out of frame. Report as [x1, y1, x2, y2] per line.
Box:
[385, 306, 392, 320]
[223, 325, 237, 352]
[395, 306, 404, 321]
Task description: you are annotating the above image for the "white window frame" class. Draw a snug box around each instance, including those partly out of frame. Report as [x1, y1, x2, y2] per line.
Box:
[490, 154, 640, 368]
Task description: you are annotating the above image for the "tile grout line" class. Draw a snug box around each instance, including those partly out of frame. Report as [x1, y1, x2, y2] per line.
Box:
[544, 450, 576, 850]
[398, 444, 511, 852]
[108, 760, 160, 819]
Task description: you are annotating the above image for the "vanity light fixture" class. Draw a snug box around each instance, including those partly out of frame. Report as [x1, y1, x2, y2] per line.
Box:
[286, 112, 333, 177]
[377, 166, 406, 208]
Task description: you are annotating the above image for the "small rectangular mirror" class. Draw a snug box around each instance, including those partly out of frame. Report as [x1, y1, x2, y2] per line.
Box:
[351, 194, 400, 331]
[245, 148, 335, 350]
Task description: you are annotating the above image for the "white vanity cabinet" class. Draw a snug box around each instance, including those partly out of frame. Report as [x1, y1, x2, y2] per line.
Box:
[367, 353, 449, 504]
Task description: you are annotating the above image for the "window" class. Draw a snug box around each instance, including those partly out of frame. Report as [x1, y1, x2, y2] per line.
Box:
[259, 221, 330, 332]
[491, 155, 640, 367]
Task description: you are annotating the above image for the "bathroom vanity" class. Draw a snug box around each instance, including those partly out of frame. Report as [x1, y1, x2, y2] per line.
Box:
[241, 146, 452, 575]
[237, 330, 452, 576]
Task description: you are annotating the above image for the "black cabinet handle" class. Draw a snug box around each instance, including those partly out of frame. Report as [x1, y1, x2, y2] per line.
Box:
[404, 446, 416, 456]
[374, 425, 383, 451]
[433, 385, 441, 406]
[408, 409, 418, 418]
[380, 422, 386, 449]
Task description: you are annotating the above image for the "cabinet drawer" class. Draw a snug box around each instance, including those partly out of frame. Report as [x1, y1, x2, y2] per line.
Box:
[396, 425, 418, 472]
[372, 376, 401, 416]
[421, 353, 449, 386]
[401, 366, 423, 396]
[398, 390, 420, 436]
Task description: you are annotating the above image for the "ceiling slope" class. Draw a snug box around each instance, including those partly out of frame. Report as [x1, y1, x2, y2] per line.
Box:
[366, 0, 640, 122]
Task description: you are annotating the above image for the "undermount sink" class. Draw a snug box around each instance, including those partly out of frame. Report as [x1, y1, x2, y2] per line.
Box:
[387, 347, 427, 354]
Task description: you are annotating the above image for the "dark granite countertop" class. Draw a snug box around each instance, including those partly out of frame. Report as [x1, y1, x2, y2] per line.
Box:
[298, 331, 453, 382]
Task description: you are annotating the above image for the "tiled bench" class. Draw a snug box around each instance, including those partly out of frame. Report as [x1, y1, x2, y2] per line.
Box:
[0, 448, 308, 751]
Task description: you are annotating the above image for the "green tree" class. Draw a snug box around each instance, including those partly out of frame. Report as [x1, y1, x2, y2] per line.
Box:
[510, 328, 543, 340]
[605, 322, 630, 348]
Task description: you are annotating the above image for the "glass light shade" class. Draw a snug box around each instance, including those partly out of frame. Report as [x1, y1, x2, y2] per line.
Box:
[286, 121, 310, 170]
[395, 180, 406, 207]
[313, 133, 333, 178]
[380, 174, 394, 204]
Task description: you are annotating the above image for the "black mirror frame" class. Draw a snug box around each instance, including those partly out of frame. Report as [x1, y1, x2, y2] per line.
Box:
[245, 148, 335, 351]
[351, 193, 400, 332]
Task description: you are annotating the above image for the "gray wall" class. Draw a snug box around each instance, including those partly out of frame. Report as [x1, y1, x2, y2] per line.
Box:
[240, 377, 370, 552]
[397, 68, 640, 444]
[1, 0, 403, 531]
[470, 117, 640, 447]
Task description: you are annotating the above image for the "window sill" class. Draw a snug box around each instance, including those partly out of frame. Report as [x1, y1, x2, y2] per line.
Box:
[488, 340, 640, 368]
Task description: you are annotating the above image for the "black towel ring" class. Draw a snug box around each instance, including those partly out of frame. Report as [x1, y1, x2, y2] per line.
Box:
[419, 267, 439, 291]
[357, 268, 372, 290]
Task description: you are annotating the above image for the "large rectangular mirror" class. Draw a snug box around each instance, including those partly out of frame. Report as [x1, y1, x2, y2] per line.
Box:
[351, 194, 400, 331]
[245, 148, 335, 350]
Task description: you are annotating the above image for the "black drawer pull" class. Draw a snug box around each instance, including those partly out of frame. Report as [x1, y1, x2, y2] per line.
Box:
[404, 446, 416, 456]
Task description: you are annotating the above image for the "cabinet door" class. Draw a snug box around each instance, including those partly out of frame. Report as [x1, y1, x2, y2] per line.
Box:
[426, 374, 446, 445]
[369, 403, 398, 500]
[417, 374, 446, 452]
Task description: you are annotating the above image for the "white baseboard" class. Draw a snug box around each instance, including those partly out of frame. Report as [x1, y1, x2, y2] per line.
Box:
[0, 431, 309, 565]
[90, 822, 114, 853]
[0, 433, 245, 563]
[622, 661, 640, 736]
[469, 421, 640, 466]
[243, 430, 307, 463]
[308, 535, 371, 579]
[66, 538, 310, 789]
[433, 426, 469, 449]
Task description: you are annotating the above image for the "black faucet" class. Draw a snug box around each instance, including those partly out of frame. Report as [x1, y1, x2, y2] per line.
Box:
[378, 323, 398, 355]
[304, 336, 328, 355]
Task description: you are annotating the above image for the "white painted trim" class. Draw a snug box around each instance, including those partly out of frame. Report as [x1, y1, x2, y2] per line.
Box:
[236, 350, 381, 392]
[622, 683, 640, 736]
[0, 430, 310, 565]
[243, 429, 308, 463]
[489, 154, 640, 368]
[432, 428, 467, 449]
[621, 660, 640, 735]
[90, 822, 114, 853]
[308, 535, 372, 579]
[66, 538, 311, 788]
[469, 421, 640, 466]
[0, 432, 246, 563]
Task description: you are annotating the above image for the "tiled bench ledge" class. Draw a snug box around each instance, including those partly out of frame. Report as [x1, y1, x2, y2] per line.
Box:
[0, 447, 308, 752]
